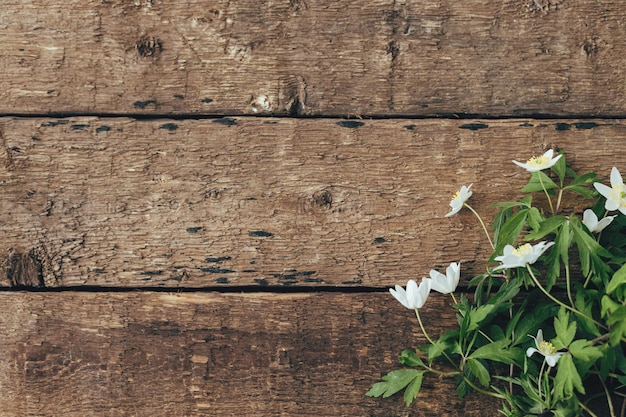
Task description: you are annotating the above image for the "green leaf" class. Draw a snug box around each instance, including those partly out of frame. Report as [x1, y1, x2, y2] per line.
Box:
[563, 172, 598, 199]
[490, 209, 529, 262]
[468, 304, 496, 332]
[365, 369, 426, 401]
[554, 354, 584, 401]
[398, 349, 425, 367]
[522, 171, 558, 193]
[469, 339, 523, 366]
[467, 358, 490, 387]
[607, 263, 626, 295]
[524, 215, 567, 241]
[527, 207, 543, 232]
[403, 372, 424, 406]
[568, 339, 603, 363]
[553, 307, 576, 349]
[552, 151, 566, 183]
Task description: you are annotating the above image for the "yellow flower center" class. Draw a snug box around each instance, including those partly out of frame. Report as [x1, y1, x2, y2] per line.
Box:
[538, 340, 557, 356]
[610, 185, 626, 207]
[527, 155, 548, 169]
[512, 243, 533, 257]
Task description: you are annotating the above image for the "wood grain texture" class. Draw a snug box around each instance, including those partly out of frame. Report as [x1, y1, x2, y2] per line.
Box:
[1, 0, 626, 116]
[0, 117, 622, 288]
[0, 291, 498, 417]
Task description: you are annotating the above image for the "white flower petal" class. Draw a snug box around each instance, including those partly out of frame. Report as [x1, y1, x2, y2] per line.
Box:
[610, 166, 624, 188]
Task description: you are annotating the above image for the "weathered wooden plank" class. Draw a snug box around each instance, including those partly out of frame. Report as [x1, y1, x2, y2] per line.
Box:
[2, 1, 626, 116]
[0, 117, 622, 288]
[0, 291, 497, 416]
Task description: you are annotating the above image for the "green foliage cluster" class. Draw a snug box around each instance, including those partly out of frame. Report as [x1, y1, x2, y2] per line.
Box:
[367, 152, 626, 417]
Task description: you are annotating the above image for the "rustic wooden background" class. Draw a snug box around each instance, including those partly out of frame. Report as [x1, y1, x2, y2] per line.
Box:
[1, 1, 625, 415]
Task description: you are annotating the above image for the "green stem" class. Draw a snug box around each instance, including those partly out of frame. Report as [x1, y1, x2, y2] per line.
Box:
[565, 261, 574, 308]
[464, 203, 494, 249]
[538, 173, 555, 214]
[555, 188, 564, 213]
[414, 308, 456, 366]
[462, 376, 508, 400]
[537, 359, 547, 403]
[526, 265, 606, 330]
[600, 375, 617, 417]
[580, 402, 601, 417]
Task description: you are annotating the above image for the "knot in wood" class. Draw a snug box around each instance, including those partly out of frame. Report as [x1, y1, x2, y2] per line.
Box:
[136, 35, 163, 58]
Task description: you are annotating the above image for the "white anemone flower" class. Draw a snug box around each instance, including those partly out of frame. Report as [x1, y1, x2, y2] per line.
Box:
[512, 149, 562, 172]
[493, 241, 554, 271]
[445, 184, 473, 217]
[582, 209, 615, 233]
[389, 278, 432, 310]
[429, 262, 461, 294]
[594, 167, 626, 215]
[526, 329, 564, 367]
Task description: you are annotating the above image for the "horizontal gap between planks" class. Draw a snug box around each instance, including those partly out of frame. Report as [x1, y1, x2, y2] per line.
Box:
[2, 112, 626, 121]
[0, 285, 393, 294]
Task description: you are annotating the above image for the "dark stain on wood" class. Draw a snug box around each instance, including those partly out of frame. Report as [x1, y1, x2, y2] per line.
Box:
[373, 237, 387, 243]
[40, 120, 69, 127]
[199, 267, 235, 274]
[5, 249, 45, 288]
[201, 98, 213, 104]
[71, 123, 89, 130]
[159, 123, 178, 131]
[404, 124, 416, 130]
[555, 123, 571, 131]
[249, 230, 273, 237]
[95, 125, 111, 133]
[213, 118, 237, 126]
[141, 270, 163, 276]
[574, 122, 599, 129]
[186, 227, 204, 233]
[215, 277, 229, 284]
[133, 100, 158, 109]
[337, 121, 364, 128]
[205, 256, 232, 263]
[459, 123, 488, 130]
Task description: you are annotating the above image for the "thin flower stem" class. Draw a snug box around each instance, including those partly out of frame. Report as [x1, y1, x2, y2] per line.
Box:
[464, 203, 494, 249]
[462, 376, 508, 400]
[580, 402, 601, 417]
[601, 376, 617, 417]
[537, 359, 547, 403]
[555, 188, 564, 213]
[565, 261, 574, 308]
[538, 174, 555, 214]
[525, 265, 606, 330]
[414, 308, 456, 366]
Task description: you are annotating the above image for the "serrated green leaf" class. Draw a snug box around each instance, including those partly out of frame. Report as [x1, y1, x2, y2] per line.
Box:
[403, 371, 424, 406]
[552, 151, 566, 183]
[554, 354, 584, 401]
[601, 295, 621, 317]
[522, 171, 558, 193]
[398, 349, 425, 368]
[568, 339, 603, 363]
[365, 369, 426, 399]
[468, 304, 496, 332]
[490, 209, 529, 262]
[524, 215, 567, 241]
[469, 339, 523, 366]
[607, 263, 626, 295]
[553, 307, 576, 349]
[467, 358, 490, 387]
[527, 207, 543, 232]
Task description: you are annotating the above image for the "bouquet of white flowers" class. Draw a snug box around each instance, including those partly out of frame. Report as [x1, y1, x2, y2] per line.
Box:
[367, 150, 626, 417]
